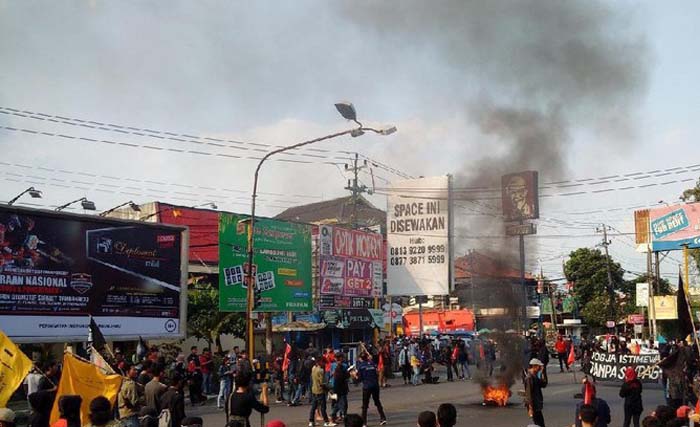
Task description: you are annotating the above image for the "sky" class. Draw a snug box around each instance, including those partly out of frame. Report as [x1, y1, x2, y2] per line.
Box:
[0, 0, 698, 285]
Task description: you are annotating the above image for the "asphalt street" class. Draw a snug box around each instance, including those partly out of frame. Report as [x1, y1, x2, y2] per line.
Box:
[188, 365, 666, 427]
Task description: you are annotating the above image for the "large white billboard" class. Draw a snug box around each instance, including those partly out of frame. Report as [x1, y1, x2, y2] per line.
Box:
[387, 176, 451, 296]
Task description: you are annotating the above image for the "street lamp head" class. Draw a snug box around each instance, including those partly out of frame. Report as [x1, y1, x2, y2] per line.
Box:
[379, 126, 397, 136]
[335, 102, 357, 122]
[28, 187, 43, 198]
[81, 199, 96, 211]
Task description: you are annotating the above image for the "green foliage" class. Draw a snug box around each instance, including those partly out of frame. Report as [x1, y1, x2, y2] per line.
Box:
[187, 280, 245, 353]
[580, 294, 636, 328]
[564, 248, 626, 308]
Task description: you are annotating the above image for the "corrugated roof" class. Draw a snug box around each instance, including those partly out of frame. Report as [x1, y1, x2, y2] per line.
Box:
[274, 195, 385, 229]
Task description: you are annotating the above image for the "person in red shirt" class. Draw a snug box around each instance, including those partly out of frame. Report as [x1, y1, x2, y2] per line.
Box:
[199, 348, 214, 395]
[555, 336, 570, 372]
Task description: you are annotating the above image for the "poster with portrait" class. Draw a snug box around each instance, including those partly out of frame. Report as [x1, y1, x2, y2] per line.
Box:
[501, 171, 539, 221]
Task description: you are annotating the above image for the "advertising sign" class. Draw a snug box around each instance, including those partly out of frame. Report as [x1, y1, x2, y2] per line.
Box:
[628, 314, 645, 325]
[387, 176, 451, 296]
[583, 351, 661, 383]
[501, 171, 539, 221]
[219, 213, 312, 312]
[318, 225, 383, 307]
[636, 282, 649, 307]
[653, 296, 677, 320]
[635, 203, 700, 251]
[0, 205, 187, 342]
[321, 308, 384, 329]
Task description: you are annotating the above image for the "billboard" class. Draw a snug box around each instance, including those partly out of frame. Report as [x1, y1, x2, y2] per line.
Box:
[318, 225, 383, 308]
[387, 176, 451, 296]
[218, 213, 312, 312]
[0, 205, 187, 342]
[637, 203, 700, 251]
[501, 171, 539, 221]
[653, 296, 677, 320]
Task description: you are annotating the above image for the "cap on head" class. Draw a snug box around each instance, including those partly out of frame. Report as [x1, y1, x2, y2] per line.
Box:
[529, 358, 544, 366]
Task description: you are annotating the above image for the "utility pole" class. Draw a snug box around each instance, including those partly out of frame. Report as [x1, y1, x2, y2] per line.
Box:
[344, 153, 377, 342]
[345, 152, 372, 229]
[596, 224, 617, 327]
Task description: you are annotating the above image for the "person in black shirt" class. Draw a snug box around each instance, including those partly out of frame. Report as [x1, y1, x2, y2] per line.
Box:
[620, 369, 643, 427]
[160, 375, 186, 427]
[524, 358, 548, 427]
[331, 354, 350, 423]
[227, 370, 269, 427]
[38, 362, 59, 392]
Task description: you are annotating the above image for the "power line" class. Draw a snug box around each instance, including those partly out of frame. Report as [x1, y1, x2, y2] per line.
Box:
[0, 160, 325, 202]
[0, 105, 414, 179]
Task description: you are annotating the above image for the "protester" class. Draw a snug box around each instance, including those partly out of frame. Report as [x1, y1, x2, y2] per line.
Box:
[575, 383, 611, 427]
[187, 347, 204, 406]
[51, 395, 82, 427]
[641, 416, 660, 427]
[218, 356, 234, 409]
[28, 390, 55, 427]
[137, 361, 153, 386]
[579, 404, 598, 427]
[199, 348, 214, 395]
[524, 358, 548, 427]
[309, 358, 335, 427]
[417, 411, 437, 427]
[353, 352, 387, 426]
[331, 353, 350, 423]
[24, 366, 43, 407]
[38, 361, 59, 392]
[398, 344, 411, 385]
[118, 364, 143, 427]
[410, 351, 422, 386]
[0, 409, 16, 427]
[652, 405, 675, 427]
[457, 341, 470, 380]
[160, 374, 186, 427]
[437, 403, 457, 427]
[675, 405, 691, 424]
[620, 368, 644, 427]
[272, 353, 285, 404]
[144, 366, 167, 414]
[227, 370, 269, 427]
[137, 408, 158, 427]
[555, 336, 569, 373]
[87, 396, 123, 427]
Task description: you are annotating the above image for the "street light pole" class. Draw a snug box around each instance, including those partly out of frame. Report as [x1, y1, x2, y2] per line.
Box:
[244, 105, 396, 358]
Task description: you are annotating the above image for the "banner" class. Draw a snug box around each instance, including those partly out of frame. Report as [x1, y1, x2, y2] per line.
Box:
[583, 351, 661, 383]
[0, 206, 187, 342]
[654, 295, 678, 319]
[318, 225, 383, 308]
[0, 329, 33, 406]
[50, 353, 122, 426]
[635, 203, 700, 251]
[321, 308, 384, 329]
[387, 176, 451, 296]
[219, 213, 312, 312]
[636, 283, 649, 307]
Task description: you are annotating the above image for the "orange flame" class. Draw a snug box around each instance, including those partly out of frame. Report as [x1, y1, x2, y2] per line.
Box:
[482, 383, 511, 406]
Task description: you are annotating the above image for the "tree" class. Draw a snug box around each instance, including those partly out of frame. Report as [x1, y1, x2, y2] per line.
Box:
[564, 248, 626, 309]
[580, 294, 636, 328]
[187, 280, 245, 353]
[681, 177, 700, 270]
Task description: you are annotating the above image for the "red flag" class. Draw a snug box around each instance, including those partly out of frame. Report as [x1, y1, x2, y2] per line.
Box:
[282, 343, 291, 373]
[567, 344, 576, 366]
[584, 381, 594, 405]
[378, 353, 384, 372]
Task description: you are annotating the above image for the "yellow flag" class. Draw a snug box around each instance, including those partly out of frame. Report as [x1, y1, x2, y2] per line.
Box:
[50, 353, 122, 426]
[0, 329, 33, 407]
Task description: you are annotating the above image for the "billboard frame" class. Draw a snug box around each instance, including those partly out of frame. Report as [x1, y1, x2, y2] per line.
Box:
[0, 204, 189, 343]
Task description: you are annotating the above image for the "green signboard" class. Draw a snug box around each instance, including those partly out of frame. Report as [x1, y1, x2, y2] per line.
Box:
[218, 213, 312, 312]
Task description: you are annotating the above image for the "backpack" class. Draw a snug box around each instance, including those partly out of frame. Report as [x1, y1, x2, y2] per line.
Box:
[158, 409, 171, 427]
